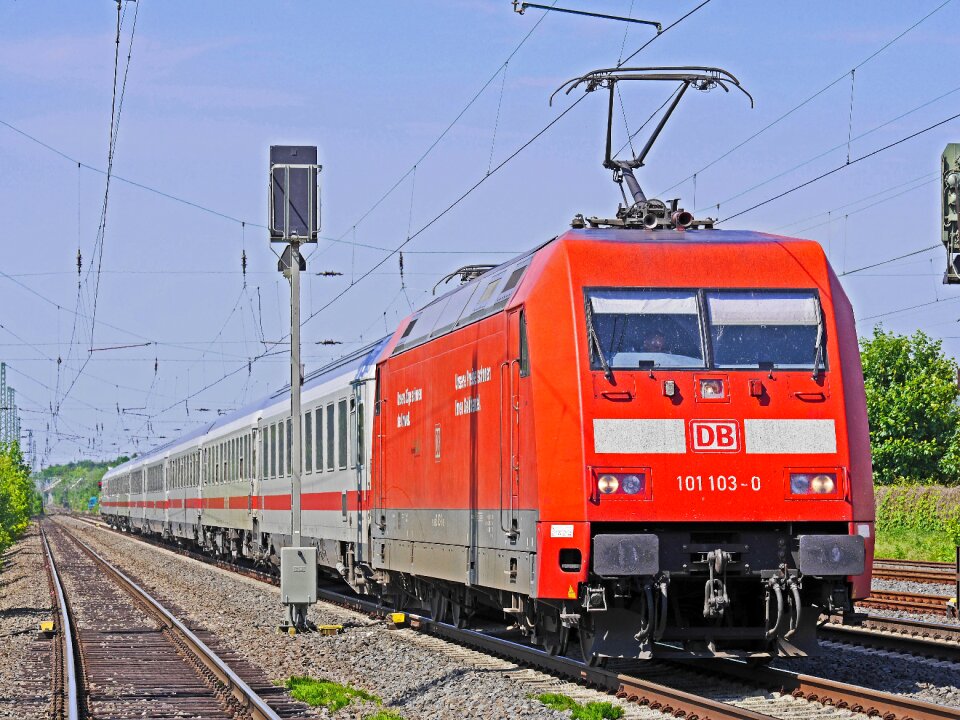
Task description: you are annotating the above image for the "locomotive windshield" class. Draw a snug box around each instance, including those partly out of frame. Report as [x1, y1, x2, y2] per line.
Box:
[587, 289, 706, 369]
[706, 290, 821, 369]
[585, 288, 824, 371]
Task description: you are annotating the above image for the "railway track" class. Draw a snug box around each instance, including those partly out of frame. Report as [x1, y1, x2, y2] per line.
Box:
[873, 557, 958, 585]
[819, 613, 960, 662]
[859, 588, 954, 616]
[40, 519, 306, 720]
[63, 515, 958, 720]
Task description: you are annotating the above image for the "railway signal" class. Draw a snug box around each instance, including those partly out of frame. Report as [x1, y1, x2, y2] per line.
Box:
[269, 145, 321, 633]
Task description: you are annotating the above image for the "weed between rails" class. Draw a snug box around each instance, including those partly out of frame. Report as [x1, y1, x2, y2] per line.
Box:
[534, 692, 624, 719]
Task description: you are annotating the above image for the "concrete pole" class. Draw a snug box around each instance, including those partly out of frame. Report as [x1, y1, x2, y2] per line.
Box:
[289, 242, 302, 547]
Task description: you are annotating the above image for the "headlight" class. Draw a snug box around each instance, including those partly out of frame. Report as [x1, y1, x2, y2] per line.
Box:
[621, 474, 643, 494]
[597, 474, 619, 494]
[699, 378, 725, 399]
[790, 472, 838, 495]
[594, 470, 649, 498]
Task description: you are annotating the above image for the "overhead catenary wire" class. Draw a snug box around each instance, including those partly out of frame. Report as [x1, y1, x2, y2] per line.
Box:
[699, 82, 960, 215]
[657, 0, 956, 197]
[717, 110, 960, 224]
[56, 0, 142, 424]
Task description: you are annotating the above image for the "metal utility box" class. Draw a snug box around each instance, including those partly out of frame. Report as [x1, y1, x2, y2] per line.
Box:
[269, 145, 320, 243]
[280, 546, 318, 604]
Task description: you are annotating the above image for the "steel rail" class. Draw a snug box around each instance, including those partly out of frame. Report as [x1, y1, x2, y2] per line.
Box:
[875, 557, 954, 569]
[39, 527, 79, 720]
[819, 614, 960, 663]
[859, 589, 952, 616]
[702, 661, 959, 720]
[55, 523, 283, 720]
[873, 564, 954, 584]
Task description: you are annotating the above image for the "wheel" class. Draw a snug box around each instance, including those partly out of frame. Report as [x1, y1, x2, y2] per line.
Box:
[429, 592, 449, 623]
[450, 599, 469, 629]
[543, 625, 569, 656]
[578, 622, 606, 667]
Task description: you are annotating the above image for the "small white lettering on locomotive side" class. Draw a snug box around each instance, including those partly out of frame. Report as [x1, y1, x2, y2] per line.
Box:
[454, 367, 492, 390]
[397, 412, 411, 428]
[396, 388, 423, 406]
[550, 524, 574, 538]
[454, 396, 482, 416]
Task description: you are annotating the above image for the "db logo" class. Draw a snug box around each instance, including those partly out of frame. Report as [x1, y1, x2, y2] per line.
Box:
[690, 420, 740, 452]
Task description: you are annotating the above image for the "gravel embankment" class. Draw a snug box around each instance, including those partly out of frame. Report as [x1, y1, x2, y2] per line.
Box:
[872, 577, 957, 599]
[61, 518, 624, 720]
[772, 632, 960, 710]
[0, 524, 54, 720]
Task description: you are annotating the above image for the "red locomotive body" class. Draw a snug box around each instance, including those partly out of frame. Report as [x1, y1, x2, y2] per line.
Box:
[372, 227, 873, 659]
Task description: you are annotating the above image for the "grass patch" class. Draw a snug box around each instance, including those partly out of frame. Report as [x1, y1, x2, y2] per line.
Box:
[533, 692, 624, 720]
[284, 676, 381, 712]
[365, 712, 403, 720]
[536, 693, 580, 712]
[874, 525, 958, 562]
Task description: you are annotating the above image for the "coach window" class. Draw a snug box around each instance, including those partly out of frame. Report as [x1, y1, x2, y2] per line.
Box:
[326, 404, 335, 471]
[279, 421, 287, 477]
[338, 399, 348, 470]
[349, 398, 358, 469]
[315, 408, 323, 472]
[304, 411, 313, 473]
[270, 424, 277, 479]
[286, 418, 292, 476]
[262, 432, 268, 479]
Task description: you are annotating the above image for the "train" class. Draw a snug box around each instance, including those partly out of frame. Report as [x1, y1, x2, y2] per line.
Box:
[101, 66, 874, 662]
[101, 224, 874, 661]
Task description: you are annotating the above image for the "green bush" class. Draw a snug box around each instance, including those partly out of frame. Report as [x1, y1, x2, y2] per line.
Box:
[875, 485, 960, 559]
[0, 442, 41, 553]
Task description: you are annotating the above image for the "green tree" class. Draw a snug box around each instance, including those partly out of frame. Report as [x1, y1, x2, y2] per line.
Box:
[0, 442, 41, 552]
[37, 456, 128, 513]
[860, 327, 960, 485]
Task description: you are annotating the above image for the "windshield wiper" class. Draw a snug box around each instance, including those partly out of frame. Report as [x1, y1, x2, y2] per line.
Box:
[812, 302, 824, 381]
[585, 302, 615, 383]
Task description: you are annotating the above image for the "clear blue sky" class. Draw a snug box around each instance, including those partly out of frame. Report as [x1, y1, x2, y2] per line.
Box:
[2, 0, 958, 467]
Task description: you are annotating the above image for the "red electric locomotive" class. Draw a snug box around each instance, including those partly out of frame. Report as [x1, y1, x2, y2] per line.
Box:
[370, 68, 873, 660]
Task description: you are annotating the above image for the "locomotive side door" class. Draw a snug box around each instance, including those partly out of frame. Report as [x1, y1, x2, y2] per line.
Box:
[500, 309, 524, 540]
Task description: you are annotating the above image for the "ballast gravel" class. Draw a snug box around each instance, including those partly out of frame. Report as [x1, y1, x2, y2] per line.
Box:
[872, 576, 957, 600]
[59, 518, 605, 720]
[0, 525, 53, 720]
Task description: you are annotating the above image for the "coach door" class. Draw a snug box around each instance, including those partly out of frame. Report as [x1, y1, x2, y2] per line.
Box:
[499, 309, 525, 541]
